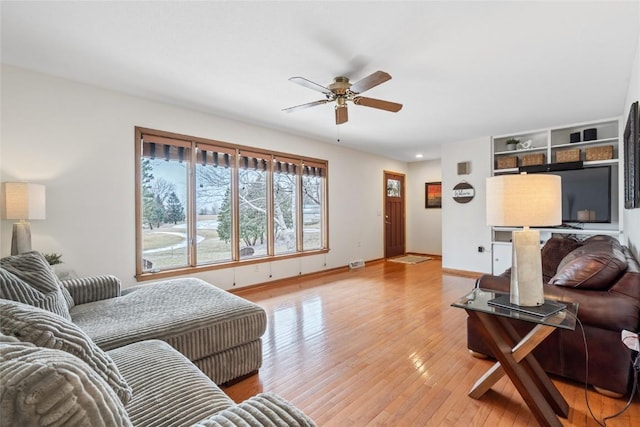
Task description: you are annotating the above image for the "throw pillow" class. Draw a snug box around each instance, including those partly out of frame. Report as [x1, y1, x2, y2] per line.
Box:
[0, 339, 131, 427]
[550, 243, 628, 290]
[0, 299, 133, 405]
[540, 236, 583, 282]
[0, 251, 72, 319]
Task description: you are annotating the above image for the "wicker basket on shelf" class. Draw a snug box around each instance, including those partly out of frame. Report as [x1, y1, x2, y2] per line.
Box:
[556, 148, 580, 163]
[585, 145, 613, 161]
[496, 156, 518, 169]
[521, 153, 545, 166]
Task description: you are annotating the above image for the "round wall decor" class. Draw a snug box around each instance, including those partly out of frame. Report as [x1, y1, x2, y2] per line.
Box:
[452, 182, 475, 203]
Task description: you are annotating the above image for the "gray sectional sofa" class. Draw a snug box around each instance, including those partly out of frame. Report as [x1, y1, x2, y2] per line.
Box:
[0, 251, 316, 426]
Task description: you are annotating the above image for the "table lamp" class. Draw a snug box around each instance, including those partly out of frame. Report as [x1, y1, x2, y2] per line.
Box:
[2, 182, 46, 255]
[486, 173, 561, 306]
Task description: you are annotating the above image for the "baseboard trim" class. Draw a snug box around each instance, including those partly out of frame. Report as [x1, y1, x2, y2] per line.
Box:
[230, 258, 386, 296]
[442, 267, 484, 279]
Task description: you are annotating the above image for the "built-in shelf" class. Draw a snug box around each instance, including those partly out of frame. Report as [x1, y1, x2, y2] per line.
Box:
[552, 137, 617, 150]
[493, 227, 621, 236]
[495, 146, 547, 156]
[489, 117, 623, 274]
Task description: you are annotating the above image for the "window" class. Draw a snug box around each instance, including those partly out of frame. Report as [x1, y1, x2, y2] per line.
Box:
[302, 163, 324, 251]
[238, 151, 269, 258]
[273, 156, 298, 255]
[135, 128, 328, 279]
[195, 145, 234, 263]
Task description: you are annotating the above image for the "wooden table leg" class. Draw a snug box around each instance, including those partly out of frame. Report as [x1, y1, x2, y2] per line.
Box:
[466, 310, 569, 427]
[469, 321, 557, 398]
[497, 315, 569, 418]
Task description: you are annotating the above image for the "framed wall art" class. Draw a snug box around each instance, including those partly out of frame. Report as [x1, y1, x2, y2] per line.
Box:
[425, 182, 442, 209]
[624, 101, 639, 209]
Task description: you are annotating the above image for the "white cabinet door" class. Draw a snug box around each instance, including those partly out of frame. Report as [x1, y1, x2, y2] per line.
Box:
[492, 243, 512, 275]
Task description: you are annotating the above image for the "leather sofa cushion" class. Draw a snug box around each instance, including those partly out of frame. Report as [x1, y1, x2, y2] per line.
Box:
[541, 236, 583, 282]
[550, 240, 627, 290]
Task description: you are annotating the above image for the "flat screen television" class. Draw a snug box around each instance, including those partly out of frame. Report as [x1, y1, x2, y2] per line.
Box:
[523, 165, 611, 223]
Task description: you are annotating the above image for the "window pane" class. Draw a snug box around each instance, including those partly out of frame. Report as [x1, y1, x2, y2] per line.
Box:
[196, 156, 233, 263]
[141, 152, 189, 272]
[274, 166, 298, 255]
[239, 164, 267, 258]
[387, 178, 401, 197]
[302, 173, 323, 250]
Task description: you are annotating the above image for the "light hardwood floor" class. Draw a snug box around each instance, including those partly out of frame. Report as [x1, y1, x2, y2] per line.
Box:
[223, 258, 640, 426]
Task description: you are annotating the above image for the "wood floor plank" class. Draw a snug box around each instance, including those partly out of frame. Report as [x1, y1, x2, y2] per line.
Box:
[224, 259, 640, 426]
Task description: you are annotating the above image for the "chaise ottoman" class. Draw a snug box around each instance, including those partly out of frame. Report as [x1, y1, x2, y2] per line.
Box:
[68, 277, 267, 384]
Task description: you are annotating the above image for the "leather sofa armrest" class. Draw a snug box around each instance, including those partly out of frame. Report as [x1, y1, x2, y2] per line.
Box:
[609, 271, 640, 302]
[191, 393, 316, 427]
[475, 274, 511, 293]
[61, 275, 121, 305]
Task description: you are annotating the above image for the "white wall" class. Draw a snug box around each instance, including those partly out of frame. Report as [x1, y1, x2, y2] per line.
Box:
[622, 24, 640, 258]
[406, 159, 442, 255]
[441, 137, 493, 273]
[0, 65, 406, 289]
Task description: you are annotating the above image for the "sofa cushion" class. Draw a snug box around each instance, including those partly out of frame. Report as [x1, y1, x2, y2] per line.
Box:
[550, 241, 628, 290]
[582, 234, 620, 246]
[0, 251, 72, 319]
[541, 236, 583, 282]
[0, 299, 132, 405]
[108, 340, 235, 426]
[193, 393, 317, 427]
[0, 338, 131, 427]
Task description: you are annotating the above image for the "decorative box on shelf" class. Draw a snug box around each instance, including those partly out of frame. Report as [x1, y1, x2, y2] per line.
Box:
[556, 148, 580, 163]
[496, 156, 518, 169]
[521, 153, 545, 166]
[585, 145, 613, 161]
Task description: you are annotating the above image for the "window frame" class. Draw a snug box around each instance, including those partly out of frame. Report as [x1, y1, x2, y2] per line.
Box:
[135, 127, 329, 281]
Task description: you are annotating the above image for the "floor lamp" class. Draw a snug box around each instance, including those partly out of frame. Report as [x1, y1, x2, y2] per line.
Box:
[2, 182, 46, 255]
[486, 173, 561, 307]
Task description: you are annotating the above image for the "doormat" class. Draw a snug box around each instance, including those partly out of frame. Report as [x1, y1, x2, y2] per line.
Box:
[388, 255, 432, 264]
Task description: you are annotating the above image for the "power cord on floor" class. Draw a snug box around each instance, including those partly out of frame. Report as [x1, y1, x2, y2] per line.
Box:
[566, 311, 639, 426]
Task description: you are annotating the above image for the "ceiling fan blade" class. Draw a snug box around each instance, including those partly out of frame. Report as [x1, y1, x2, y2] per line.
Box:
[353, 96, 403, 112]
[350, 70, 392, 94]
[288, 77, 333, 96]
[282, 99, 329, 113]
[335, 105, 348, 125]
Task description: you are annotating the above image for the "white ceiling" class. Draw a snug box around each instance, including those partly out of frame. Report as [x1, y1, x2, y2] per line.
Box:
[2, 1, 639, 162]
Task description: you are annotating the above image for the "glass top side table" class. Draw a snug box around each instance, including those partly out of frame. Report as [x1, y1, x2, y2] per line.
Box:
[452, 288, 579, 427]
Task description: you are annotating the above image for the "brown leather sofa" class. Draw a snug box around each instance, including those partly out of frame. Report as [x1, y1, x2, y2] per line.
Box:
[467, 235, 640, 396]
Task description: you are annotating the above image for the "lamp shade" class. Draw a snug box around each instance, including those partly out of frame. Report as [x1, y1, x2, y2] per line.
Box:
[486, 173, 561, 227]
[2, 182, 46, 220]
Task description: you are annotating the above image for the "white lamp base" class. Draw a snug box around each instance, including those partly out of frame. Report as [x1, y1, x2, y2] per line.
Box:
[510, 228, 544, 307]
[11, 222, 32, 255]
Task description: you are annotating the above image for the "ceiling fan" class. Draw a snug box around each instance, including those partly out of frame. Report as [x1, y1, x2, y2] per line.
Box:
[282, 70, 402, 125]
